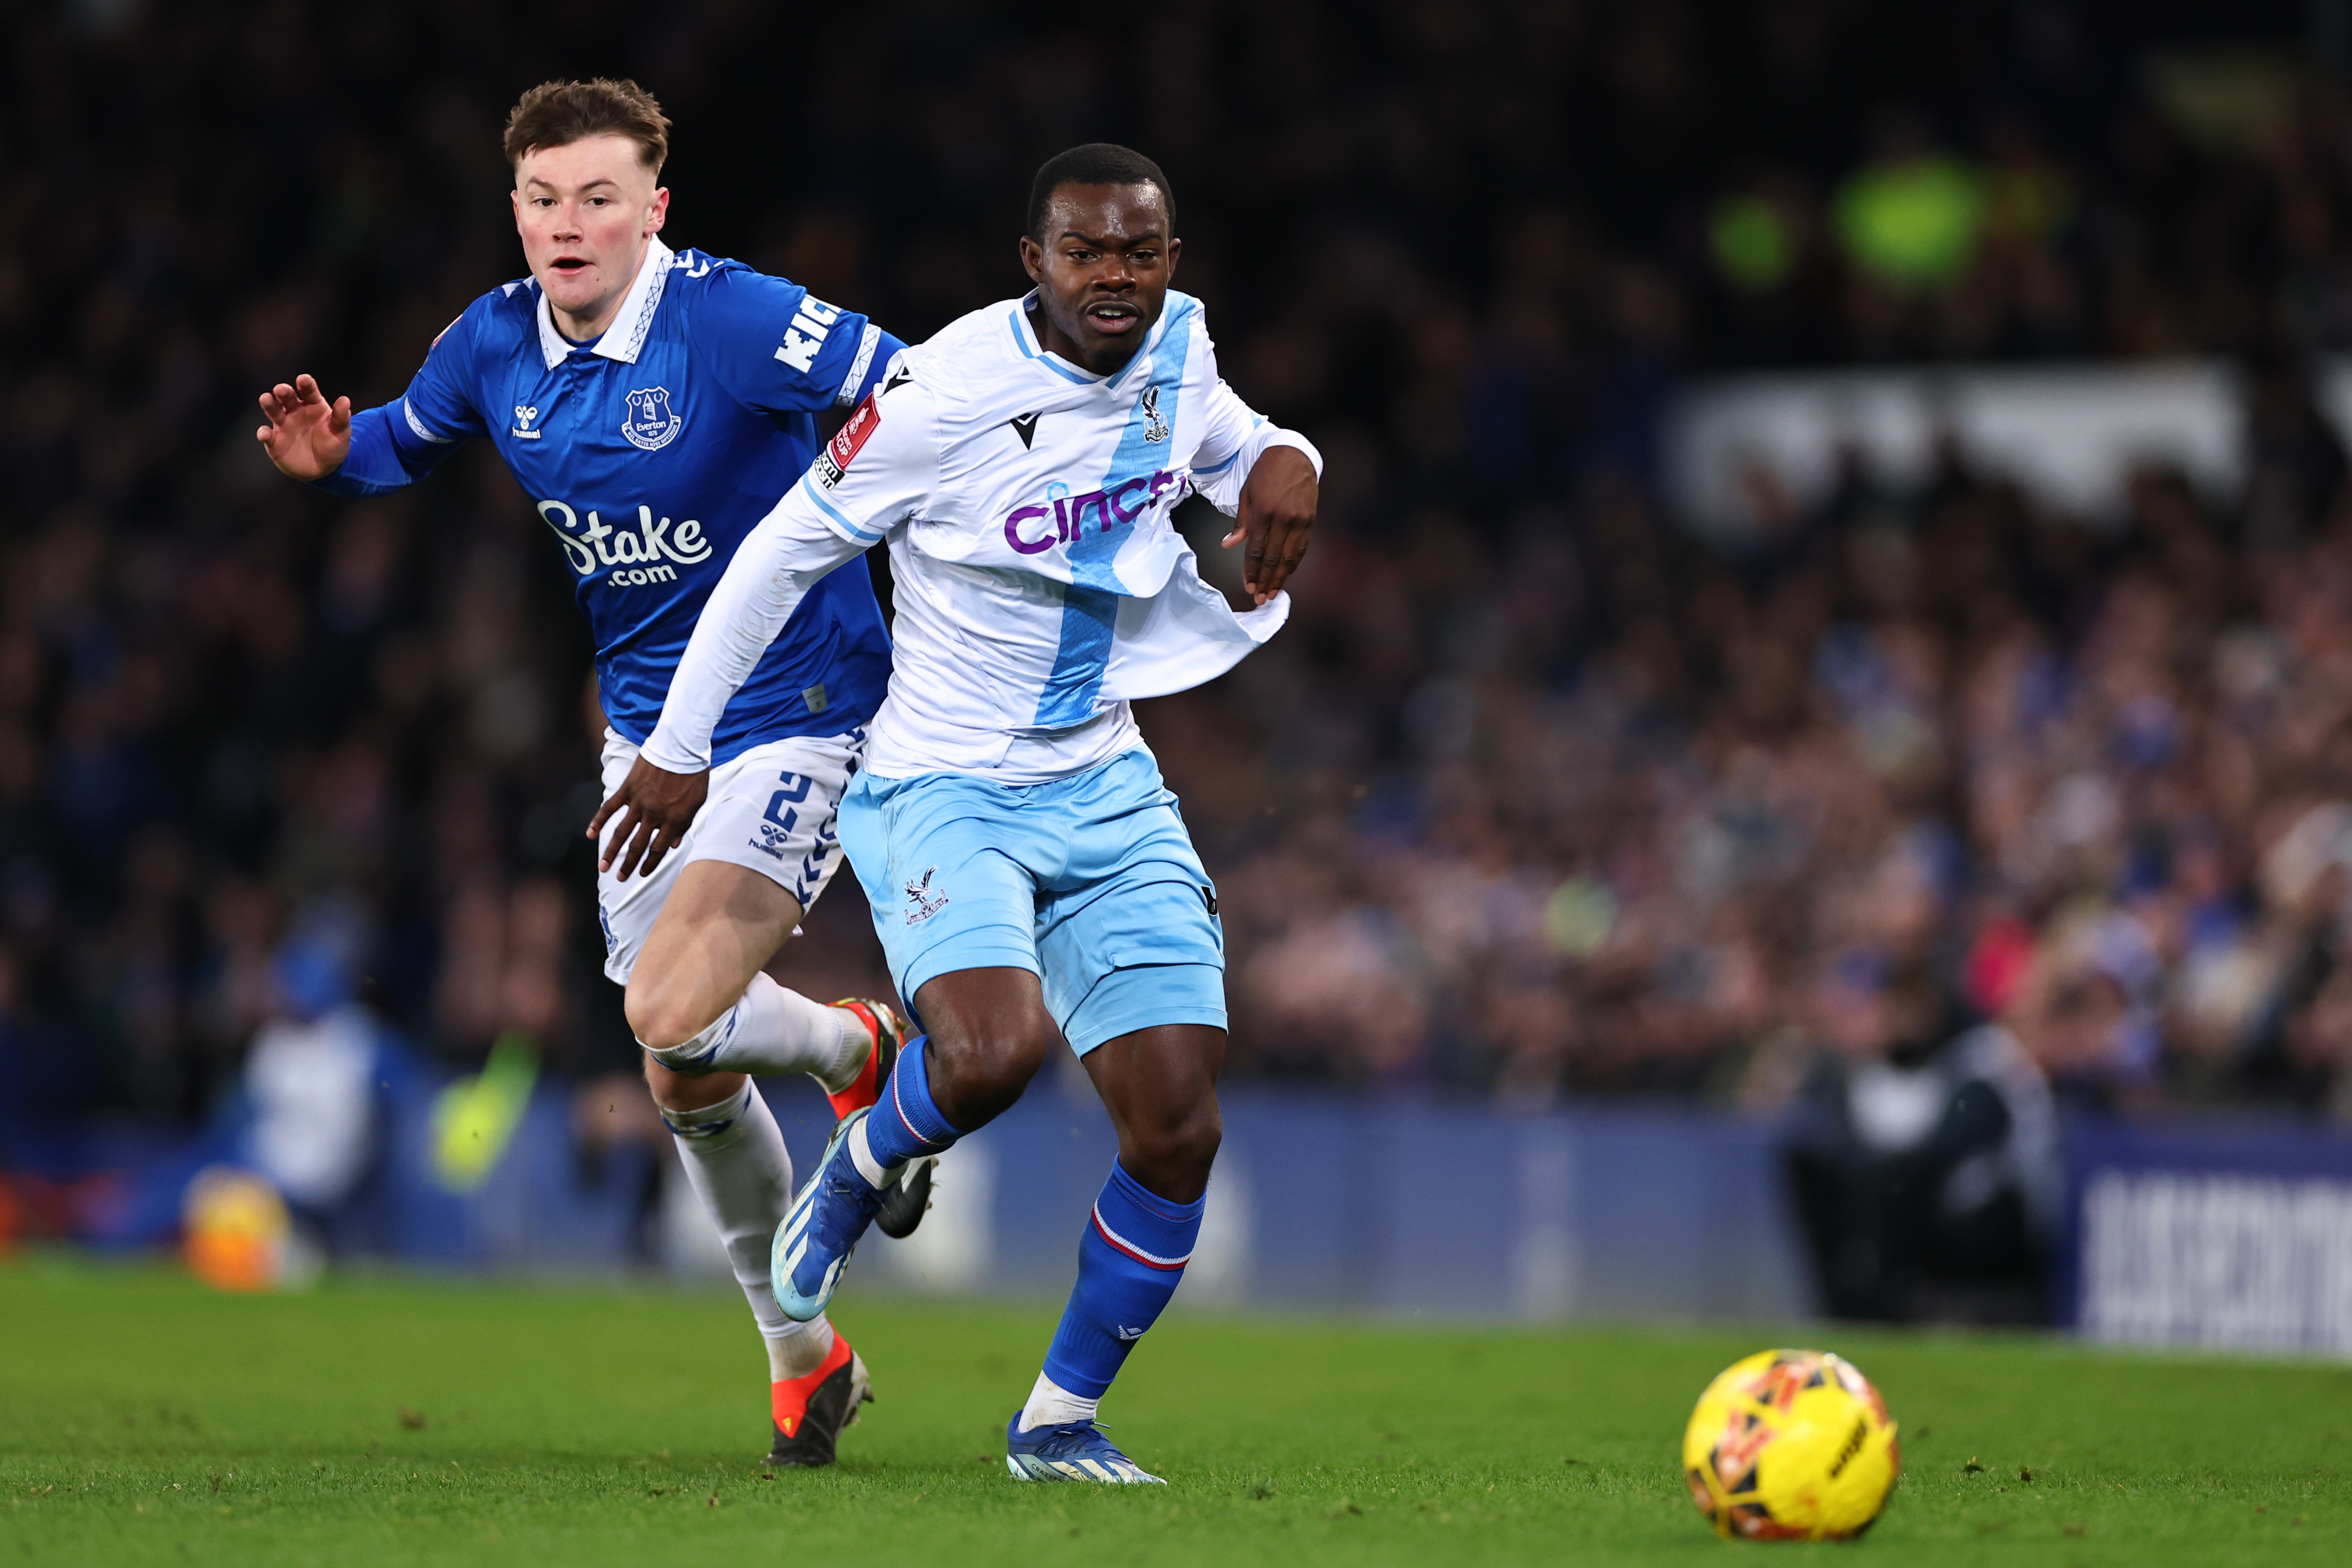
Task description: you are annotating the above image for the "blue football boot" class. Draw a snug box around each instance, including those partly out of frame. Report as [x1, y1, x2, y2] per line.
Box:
[771, 1108, 890, 1321]
[1004, 1413, 1166, 1484]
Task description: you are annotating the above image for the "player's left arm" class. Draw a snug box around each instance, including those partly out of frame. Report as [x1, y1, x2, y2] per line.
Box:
[587, 499, 867, 880]
[1192, 372, 1323, 606]
[264, 299, 493, 495]
[589, 373, 939, 880]
[690, 265, 907, 415]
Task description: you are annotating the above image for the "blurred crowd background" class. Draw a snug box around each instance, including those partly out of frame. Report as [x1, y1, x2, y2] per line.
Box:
[6, 0, 2352, 1206]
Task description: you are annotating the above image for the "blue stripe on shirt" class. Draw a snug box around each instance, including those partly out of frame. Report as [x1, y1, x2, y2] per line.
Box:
[1032, 297, 1199, 728]
[805, 480, 886, 543]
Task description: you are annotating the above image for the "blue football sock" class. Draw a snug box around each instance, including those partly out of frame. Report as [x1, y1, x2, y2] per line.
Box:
[1042, 1161, 1205, 1399]
[861, 1035, 962, 1169]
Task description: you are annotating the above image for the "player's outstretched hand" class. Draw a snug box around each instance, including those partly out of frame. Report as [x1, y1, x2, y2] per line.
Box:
[588, 757, 711, 881]
[255, 373, 354, 481]
[1224, 445, 1318, 605]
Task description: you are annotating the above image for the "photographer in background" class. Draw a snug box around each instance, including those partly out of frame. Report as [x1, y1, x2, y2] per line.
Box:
[1781, 953, 2061, 1323]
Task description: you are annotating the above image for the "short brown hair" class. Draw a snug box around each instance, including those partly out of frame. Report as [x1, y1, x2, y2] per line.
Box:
[502, 78, 670, 174]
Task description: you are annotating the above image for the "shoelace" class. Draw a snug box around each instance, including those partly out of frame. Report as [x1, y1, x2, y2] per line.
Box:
[1033, 1418, 1118, 1449]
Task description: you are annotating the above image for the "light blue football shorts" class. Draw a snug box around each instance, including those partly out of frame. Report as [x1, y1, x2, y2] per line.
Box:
[835, 747, 1226, 1056]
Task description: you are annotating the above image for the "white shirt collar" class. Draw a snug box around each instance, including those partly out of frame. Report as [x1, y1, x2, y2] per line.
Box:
[1010, 289, 1171, 391]
[534, 236, 675, 369]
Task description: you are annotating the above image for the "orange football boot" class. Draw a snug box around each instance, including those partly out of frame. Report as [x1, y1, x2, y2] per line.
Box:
[764, 1331, 872, 1468]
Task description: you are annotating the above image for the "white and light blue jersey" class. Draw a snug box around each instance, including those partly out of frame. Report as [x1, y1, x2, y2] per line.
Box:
[317, 237, 896, 764]
[642, 289, 1321, 784]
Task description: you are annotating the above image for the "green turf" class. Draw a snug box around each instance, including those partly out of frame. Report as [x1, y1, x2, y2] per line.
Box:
[0, 1257, 2342, 1566]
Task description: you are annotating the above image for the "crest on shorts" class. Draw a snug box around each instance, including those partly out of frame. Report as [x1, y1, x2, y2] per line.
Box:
[621, 385, 683, 451]
[903, 866, 950, 925]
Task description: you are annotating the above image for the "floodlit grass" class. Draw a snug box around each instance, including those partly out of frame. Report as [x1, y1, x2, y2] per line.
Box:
[0, 1255, 2344, 1565]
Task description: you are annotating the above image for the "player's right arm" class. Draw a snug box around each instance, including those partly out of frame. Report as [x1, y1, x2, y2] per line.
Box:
[588, 368, 938, 879]
[254, 303, 489, 493]
[1190, 367, 1321, 607]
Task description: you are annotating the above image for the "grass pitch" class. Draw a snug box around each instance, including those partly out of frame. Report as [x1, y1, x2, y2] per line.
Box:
[0, 1258, 2343, 1566]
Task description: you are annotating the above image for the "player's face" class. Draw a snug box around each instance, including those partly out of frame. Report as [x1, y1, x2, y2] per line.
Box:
[511, 134, 669, 337]
[1019, 183, 1181, 374]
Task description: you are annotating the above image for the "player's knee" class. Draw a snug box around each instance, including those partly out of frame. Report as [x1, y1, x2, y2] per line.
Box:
[642, 1055, 746, 1113]
[641, 1053, 692, 1105]
[927, 1021, 1055, 1118]
[1134, 1099, 1222, 1188]
[624, 976, 706, 1056]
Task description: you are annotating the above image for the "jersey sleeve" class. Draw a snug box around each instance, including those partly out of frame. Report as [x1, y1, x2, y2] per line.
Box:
[310, 404, 453, 496]
[395, 298, 494, 445]
[637, 367, 937, 774]
[311, 296, 493, 497]
[1187, 333, 1323, 516]
[692, 266, 895, 415]
[794, 362, 938, 547]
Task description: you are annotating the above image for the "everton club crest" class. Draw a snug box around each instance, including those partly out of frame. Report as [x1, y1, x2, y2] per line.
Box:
[621, 386, 683, 451]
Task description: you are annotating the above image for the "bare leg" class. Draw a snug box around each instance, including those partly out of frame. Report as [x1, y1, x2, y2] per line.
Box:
[906, 967, 1222, 1195]
[904, 968, 1223, 1195]
[625, 861, 868, 1091]
[908, 966, 1062, 1129]
[1079, 1023, 1225, 1203]
[626, 861, 805, 1058]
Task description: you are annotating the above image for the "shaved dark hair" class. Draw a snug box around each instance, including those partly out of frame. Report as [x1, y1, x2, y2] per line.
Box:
[1026, 144, 1176, 240]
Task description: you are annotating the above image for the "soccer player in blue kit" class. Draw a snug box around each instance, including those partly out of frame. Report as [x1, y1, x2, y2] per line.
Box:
[253, 79, 925, 1468]
[597, 145, 1320, 1482]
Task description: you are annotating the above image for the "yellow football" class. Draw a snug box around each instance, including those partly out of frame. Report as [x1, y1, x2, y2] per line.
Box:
[1681, 1348, 1900, 1541]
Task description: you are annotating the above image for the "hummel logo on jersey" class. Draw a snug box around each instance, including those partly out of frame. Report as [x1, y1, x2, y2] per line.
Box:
[774, 294, 843, 372]
[1008, 411, 1042, 449]
[511, 405, 542, 440]
[621, 387, 683, 451]
[1140, 385, 1170, 443]
[903, 866, 950, 925]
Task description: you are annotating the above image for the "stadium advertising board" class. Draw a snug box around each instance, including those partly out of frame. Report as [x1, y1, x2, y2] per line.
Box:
[2062, 1118, 2352, 1356]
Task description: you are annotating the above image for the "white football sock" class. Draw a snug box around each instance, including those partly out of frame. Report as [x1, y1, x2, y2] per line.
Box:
[1018, 1370, 1100, 1432]
[814, 1002, 874, 1094]
[766, 1315, 836, 1381]
[644, 972, 866, 1086]
[663, 1080, 799, 1342]
[846, 1114, 906, 1191]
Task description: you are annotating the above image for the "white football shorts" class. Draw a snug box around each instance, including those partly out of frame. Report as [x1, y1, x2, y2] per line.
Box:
[593, 725, 864, 985]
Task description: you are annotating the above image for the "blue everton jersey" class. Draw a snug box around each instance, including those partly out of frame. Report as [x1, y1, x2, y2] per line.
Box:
[321, 237, 895, 764]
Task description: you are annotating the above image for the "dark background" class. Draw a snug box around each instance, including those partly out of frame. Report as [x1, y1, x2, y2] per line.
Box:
[4, 0, 2351, 1153]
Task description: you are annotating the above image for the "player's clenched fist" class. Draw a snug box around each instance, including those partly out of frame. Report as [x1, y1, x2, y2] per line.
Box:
[1224, 443, 1318, 605]
[589, 755, 710, 881]
[255, 373, 354, 481]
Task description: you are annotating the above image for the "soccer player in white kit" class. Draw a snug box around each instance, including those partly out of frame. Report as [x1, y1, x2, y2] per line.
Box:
[594, 144, 1319, 1482]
